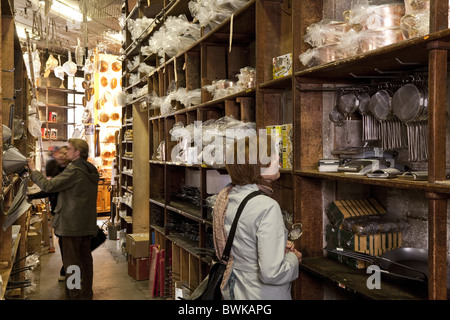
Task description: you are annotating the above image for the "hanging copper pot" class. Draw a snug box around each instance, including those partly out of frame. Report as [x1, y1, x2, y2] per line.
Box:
[85, 73, 91, 81]
[102, 150, 111, 158]
[85, 89, 92, 101]
[112, 61, 122, 72]
[110, 112, 120, 121]
[98, 112, 110, 123]
[100, 60, 108, 73]
[110, 78, 117, 90]
[101, 76, 108, 87]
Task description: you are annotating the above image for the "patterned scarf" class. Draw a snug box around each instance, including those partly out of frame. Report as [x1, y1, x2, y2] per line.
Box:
[212, 184, 273, 293]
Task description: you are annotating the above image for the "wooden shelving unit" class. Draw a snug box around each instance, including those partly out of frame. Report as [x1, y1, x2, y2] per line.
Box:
[0, 0, 32, 299]
[37, 83, 79, 142]
[121, 0, 450, 300]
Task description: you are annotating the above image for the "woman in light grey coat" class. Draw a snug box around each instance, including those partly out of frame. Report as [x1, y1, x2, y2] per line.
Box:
[214, 137, 302, 300]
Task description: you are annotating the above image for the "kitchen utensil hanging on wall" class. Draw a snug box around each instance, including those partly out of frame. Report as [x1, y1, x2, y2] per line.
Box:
[95, 124, 101, 157]
[54, 55, 65, 88]
[111, 61, 121, 72]
[329, 90, 345, 126]
[75, 38, 84, 66]
[3, 146, 27, 175]
[63, 51, 77, 77]
[339, 91, 359, 144]
[100, 60, 108, 73]
[2, 125, 12, 142]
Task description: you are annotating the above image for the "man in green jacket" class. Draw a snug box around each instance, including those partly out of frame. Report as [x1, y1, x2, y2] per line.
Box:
[28, 138, 99, 300]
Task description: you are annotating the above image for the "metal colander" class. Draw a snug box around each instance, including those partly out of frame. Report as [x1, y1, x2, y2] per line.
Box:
[392, 83, 427, 123]
[369, 89, 393, 121]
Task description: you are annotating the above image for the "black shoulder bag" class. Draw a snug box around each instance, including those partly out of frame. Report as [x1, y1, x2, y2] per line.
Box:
[194, 190, 262, 300]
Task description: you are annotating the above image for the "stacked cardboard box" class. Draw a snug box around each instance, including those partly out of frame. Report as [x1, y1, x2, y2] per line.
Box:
[126, 233, 150, 280]
[266, 123, 293, 169]
[326, 199, 403, 269]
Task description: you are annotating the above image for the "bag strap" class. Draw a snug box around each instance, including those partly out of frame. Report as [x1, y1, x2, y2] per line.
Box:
[221, 190, 262, 262]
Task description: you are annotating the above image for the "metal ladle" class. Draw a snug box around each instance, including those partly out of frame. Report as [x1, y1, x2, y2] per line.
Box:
[329, 91, 346, 127]
[339, 91, 360, 144]
[285, 223, 303, 253]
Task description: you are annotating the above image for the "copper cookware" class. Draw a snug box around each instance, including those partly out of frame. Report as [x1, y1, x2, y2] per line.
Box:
[406, 0, 429, 11]
[323, 21, 350, 45]
[359, 27, 403, 52]
[400, 12, 429, 39]
[110, 112, 120, 121]
[344, 3, 405, 30]
[85, 89, 92, 101]
[98, 112, 110, 123]
[102, 151, 111, 158]
[314, 43, 339, 65]
[112, 61, 122, 72]
[106, 134, 115, 143]
[110, 78, 118, 90]
[101, 76, 108, 87]
[365, 3, 405, 30]
[95, 99, 103, 110]
[100, 60, 108, 73]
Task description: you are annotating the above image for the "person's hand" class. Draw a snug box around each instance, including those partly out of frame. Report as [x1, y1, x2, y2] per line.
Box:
[27, 157, 36, 172]
[286, 240, 294, 253]
[292, 249, 302, 264]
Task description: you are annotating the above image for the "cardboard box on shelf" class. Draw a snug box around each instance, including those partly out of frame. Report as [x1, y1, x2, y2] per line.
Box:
[50, 128, 58, 140]
[125, 233, 150, 258]
[27, 232, 42, 254]
[267, 124, 293, 169]
[48, 112, 57, 122]
[273, 53, 292, 79]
